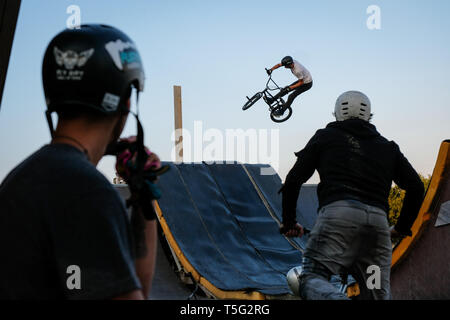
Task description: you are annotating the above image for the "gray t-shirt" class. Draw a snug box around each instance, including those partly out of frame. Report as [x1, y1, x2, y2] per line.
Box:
[0, 144, 141, 299]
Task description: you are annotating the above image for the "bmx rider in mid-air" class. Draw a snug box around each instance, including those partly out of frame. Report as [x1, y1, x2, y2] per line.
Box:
[266, 56, 313, 115]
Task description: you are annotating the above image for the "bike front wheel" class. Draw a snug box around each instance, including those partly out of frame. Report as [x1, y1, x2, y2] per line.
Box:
[242, 92, 263, 111]
[270, 105, 293, 123]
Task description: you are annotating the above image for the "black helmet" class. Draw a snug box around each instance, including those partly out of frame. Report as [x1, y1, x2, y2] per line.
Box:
[281, 56, 293, 67]
[42, 24, 145, 115]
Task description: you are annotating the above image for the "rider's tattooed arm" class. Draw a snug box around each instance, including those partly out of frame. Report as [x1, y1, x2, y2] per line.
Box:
[270, 63, 282, 71]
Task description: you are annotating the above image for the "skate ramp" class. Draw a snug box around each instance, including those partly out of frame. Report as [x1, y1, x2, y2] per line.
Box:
[390, 140, 450, 299]
[153, 163, 313, 298]
[153, 163, 360, 299]
[243, 164, 318, 242]
[116, 162, 322, 299]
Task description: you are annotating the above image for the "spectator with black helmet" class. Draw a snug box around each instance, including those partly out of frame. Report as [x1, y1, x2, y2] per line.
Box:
[266, 56, 313, 115]
[0, 25, 160, 299]
[280, 91, 424, 300]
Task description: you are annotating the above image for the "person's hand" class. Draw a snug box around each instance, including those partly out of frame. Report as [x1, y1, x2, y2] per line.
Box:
[115, 136, 162, 181]
[390, 228, 400, 238]
[390, 226, 403, 239]
[390, 225, 409, 246]
[266, 68, 272, 76]
[112, 136, 169, 221]
[280, 223, 304, 238]
[281, 86, 291, 95]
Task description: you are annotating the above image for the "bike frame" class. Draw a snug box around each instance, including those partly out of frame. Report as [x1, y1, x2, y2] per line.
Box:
[262, 72, 283, 105]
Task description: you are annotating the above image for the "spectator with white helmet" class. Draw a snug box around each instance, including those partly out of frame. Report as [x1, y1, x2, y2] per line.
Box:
[266, 56, 313, 116]
[279, 91, 424, 299]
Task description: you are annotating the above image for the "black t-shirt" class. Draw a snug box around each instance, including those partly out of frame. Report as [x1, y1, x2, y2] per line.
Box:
[0, 144, 141, 299]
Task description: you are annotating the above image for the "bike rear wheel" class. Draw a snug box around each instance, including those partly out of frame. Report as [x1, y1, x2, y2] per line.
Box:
[270, 105, 293, 123]
[242, 92, 263, 110]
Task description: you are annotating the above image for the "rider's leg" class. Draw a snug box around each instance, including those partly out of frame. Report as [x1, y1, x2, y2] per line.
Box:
[266, 90, 289, 105]
[267, 80, 302, 104]
[283, 81, 313, 109]
[270, 81, 313, 115]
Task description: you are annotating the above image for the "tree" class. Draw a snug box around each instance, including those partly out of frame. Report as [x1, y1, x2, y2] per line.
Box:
[388, 174, 431, 226]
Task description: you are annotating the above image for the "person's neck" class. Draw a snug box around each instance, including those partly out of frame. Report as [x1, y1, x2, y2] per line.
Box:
[52, 121, 113, 166]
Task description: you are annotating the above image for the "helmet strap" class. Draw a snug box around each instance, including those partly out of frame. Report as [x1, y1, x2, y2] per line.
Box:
[133, 90, 146, 169]
[135, 90, 140, 116]
[103, 88, 145, 157]
[45, 110, 55, 139]
[132, 92, 146, 173]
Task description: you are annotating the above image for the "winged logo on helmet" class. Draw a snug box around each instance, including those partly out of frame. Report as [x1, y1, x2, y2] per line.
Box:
[54, 47, 95, 70]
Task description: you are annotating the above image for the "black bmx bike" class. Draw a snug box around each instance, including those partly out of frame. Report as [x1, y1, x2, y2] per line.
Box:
[242, 69, 293, 123]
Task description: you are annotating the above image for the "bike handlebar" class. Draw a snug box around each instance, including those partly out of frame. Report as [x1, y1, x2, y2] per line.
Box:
[264, 70, 281, 90]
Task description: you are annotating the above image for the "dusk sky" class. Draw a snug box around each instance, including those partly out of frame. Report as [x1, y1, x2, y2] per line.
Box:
[1, 0, 449, 183]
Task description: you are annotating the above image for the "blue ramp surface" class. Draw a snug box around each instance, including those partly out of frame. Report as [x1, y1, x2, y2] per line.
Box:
[243, 164, 318, 230]
[206, 163, 307, 272]
[243, 164, 319, 250]
[156, 162, 320, 296]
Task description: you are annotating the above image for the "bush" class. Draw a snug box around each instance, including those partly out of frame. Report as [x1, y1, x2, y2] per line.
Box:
[388, 174, 431, 226]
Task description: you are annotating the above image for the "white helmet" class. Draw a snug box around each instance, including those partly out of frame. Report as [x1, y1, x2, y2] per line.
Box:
[286, 266, 303, 296]
[334, 91, 372, 121]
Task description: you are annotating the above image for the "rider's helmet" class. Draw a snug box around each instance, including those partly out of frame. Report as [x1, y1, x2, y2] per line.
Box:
[286, 266, 303, 296]
[42, 24, 145, 116]
[281, 56, 294, 68]
[334, 91, 372, 122]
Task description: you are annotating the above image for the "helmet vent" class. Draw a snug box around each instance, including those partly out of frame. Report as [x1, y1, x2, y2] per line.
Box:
[341, 102, 349, 105]
[361, 103, 367, 106]
[342, 107, 349, 110]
